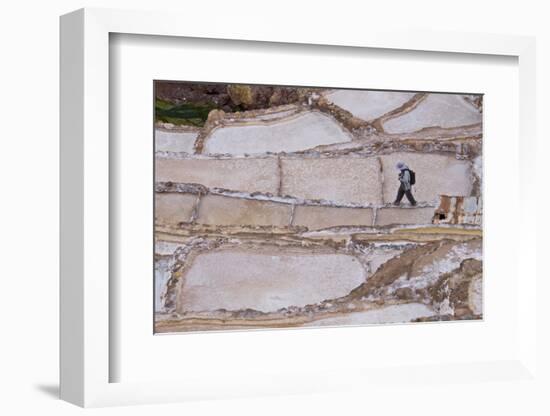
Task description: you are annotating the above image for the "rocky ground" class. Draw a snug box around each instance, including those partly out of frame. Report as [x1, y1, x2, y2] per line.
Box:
[154, 83, 483, 333]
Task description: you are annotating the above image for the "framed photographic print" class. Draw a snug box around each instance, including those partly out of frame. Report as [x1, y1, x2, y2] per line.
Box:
[60, 8, 539, 408]
[153, 81, 483, 334]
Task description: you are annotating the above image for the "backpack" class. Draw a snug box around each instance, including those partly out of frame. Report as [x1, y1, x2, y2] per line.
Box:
[406, 169, 416, 185]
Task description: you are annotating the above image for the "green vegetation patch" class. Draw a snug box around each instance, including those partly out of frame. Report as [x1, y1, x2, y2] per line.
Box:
[155, 99, 215, 127]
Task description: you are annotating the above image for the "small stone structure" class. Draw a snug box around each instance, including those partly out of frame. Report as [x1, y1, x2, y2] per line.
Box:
[432, 195, 482, 225]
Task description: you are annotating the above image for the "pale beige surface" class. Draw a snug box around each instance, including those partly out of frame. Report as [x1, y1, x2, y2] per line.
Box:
[383, 94, 481, 134]
[380, 152, 472, 204]
[155, 129, 198, 153]
[375, 207, 435, 226]
[177, 249, 367, 312]
[155, 193, 197, 225]
[196, 195, 292, 227]
[325, 90, 416, 121]
[204, 111, 351, 155]
[281, 157, 382, 204]
[156, 158, 279, 194]
[292, 205, 373, 230]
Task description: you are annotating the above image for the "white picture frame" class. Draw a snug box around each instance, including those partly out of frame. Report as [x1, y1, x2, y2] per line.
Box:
[60, 8, 538, 408]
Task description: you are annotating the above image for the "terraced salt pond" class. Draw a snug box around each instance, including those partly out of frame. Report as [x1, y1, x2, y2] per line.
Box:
[177, 249, 366, 313]
[325, 90, 416, 121]
[203, 111, 352, 155]
[155, 157, 280, 194]
[383, 94, 481, 134]
[156, 151, 472, 207]
[155, 129, 198, 153]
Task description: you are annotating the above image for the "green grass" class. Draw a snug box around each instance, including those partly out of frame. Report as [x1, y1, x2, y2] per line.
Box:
[155, 99, 216, 127]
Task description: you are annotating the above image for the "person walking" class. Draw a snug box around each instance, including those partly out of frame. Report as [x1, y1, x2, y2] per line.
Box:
[393, 161, 417, 206]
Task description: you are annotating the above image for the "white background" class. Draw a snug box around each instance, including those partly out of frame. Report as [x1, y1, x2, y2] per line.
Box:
[0, 1, 548, 415]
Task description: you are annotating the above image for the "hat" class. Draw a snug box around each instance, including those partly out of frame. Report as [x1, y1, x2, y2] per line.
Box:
[396, 161, 407, 170]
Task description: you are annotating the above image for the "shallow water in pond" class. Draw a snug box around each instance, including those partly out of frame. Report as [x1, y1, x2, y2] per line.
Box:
[178, 249, 366, 313]
[203, 111, 351, 155]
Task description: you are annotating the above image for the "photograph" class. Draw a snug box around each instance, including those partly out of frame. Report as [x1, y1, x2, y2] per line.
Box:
[153, 81, 483, 333]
